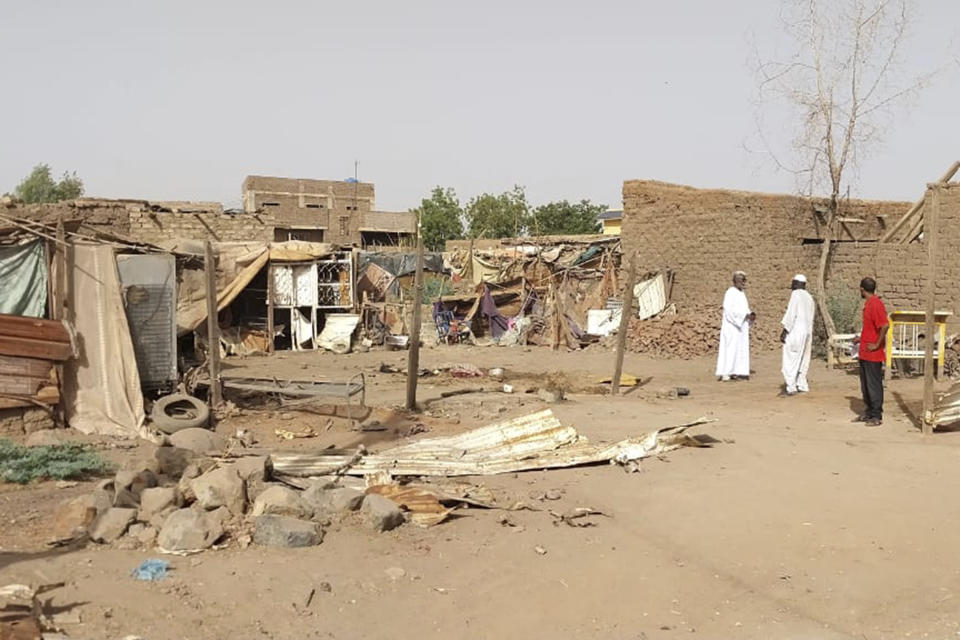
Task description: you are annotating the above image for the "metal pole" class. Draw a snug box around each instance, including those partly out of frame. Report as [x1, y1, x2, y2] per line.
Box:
[611, 251, 638, 395]
[406, 215, 425, 410]
[204, 240, 223, 409]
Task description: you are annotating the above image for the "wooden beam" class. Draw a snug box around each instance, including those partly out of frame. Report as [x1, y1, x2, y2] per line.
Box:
[0, 314, 72, 344]
[204, 241, 223, 410]
[266, 263, 275, 354]
[53, 219, 66, 320]
[611, 252, 638, 396]
[0, 335, 72, 361]
[901, 213, 925, 245]
[405, 215, 425, 411]
[922, 185, 941, 435]
[881, 160, 959, 242]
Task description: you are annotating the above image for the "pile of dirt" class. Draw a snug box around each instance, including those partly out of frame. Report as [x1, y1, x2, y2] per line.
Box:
[624, 314, 722, 359]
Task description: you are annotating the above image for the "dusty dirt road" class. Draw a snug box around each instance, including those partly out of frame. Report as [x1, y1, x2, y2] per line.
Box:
[3, 344, 960, 640]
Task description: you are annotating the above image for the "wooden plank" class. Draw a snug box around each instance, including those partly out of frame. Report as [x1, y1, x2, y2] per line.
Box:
[0, 335, 72, 361]
[881, 160, 960, 242]
[611, 252, 638, 396]
[266, 263, 275, 354]
[0, 314, 70, 344]
[0, 355, 53, 378]
[0, 385, 59, 409]
[922, 186, 941, 435]
[204, 241, 223, 409]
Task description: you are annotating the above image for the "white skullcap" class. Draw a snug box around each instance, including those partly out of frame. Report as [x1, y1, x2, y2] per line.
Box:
[794, 274, 807, 282]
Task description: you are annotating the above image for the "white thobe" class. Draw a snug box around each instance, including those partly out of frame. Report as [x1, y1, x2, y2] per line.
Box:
[716, 287, 752, 377]
[781, 288, 815, 393]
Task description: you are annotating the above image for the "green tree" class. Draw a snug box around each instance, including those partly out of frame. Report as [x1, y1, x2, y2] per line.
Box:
[531, 199, 605, 235]
[13, 164, 84, 203]
[414, 186, 464, 251]
[464, 185, 530, 239]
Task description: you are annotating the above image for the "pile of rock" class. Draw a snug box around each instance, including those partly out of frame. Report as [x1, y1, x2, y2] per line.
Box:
[52, 428, 407, 552]
[625, 313, 722, 359]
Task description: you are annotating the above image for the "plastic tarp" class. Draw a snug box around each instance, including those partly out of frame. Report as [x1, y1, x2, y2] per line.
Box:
[0, 240, 48, 318]
[61, 243, 146, 438]
[358, 252, 445, 279]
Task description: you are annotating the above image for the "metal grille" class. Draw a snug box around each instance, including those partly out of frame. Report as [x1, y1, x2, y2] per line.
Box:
[117, 255, 177, 393]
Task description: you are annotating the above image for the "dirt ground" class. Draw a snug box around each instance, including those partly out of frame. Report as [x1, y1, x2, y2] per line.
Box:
[3, 342, 960, 640]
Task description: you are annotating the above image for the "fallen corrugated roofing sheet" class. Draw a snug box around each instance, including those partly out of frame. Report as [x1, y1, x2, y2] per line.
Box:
[270, 409, 714, 479]
[931, 383, 960, 426]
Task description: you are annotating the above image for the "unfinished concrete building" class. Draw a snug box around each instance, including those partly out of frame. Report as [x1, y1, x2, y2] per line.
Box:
[241, 176, 415, 247]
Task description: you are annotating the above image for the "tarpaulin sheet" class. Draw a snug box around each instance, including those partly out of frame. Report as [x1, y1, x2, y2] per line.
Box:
[61, 243, 146, 438]
[0, 240, 48, 318]
[358, 252, 445, 279]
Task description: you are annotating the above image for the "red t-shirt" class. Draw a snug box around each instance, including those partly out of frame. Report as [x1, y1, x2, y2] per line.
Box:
[859, 295, 889, 362]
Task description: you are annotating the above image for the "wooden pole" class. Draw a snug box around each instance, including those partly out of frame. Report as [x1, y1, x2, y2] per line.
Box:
[266, 263, 275, 354]
[405, 215, 425, 411]
[53, 218, 65, 320]
[922, 185, 941, 435]
[204, 241, 223, 409]
[611, 251, 638, 395]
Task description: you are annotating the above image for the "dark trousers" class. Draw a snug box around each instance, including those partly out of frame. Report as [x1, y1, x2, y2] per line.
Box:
[859, 360, 884, 420]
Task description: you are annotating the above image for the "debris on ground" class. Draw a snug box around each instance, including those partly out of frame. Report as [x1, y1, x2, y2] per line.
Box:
[0, 582, 64, 638]
[448, 363, 484, 378]
[549, 507, 608, 528]
[275, 426, 317, 440]
[131, 559, 170, 581]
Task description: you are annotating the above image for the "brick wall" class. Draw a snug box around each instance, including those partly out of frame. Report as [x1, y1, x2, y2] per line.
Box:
[621, 180, 920, 346]
[127, 208, 273, 243]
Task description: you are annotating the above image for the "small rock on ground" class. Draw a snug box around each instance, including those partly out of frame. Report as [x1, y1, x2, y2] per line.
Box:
[157, 507, 227, 551]
[253, 515, 323, 548]
[361, 494, 405, 532]
[89, 508, 137, 543]
[169, 428, 226, 455]
[250, 486, 312, 519]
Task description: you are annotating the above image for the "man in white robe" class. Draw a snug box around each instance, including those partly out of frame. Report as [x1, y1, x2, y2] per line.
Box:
[780, 274, 815, 395]
[716, 271, 755, 381]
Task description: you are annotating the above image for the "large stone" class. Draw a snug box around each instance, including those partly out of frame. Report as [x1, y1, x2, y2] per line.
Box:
[178, 460, 216, 503]
[115, 468, 158, 496]
[302, 485, 364, 519]
[252, 515, 323, 548]
[51, 495, 98, 540]
[190, 466, 246, 516]
[155, 446, 196, 477]
[169, 428, 226, 455]
[89, 508, 137, 543]
[157, 507, 226, 551]
[138, 487, 179, 522]
[25, 429, 64, 447]
[360, 494, 405, 532]
[233, 456, 268, 482]
[250, 486, 311, 519]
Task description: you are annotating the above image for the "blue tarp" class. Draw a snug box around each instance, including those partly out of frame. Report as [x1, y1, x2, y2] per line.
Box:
[0, 240, 48, 317]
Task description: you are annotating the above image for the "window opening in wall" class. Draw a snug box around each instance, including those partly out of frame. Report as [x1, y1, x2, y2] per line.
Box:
[305, 203, 323, 209]
[801, 238, 877, 245]
[262, 202, 280, 207]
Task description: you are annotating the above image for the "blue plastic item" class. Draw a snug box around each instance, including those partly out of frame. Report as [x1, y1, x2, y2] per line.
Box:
[131, 558, 170, 581]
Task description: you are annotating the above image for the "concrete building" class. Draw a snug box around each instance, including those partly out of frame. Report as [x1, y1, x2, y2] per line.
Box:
[242, 176, 415, 247]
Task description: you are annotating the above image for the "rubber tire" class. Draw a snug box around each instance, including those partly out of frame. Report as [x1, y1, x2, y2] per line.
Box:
[151, 393, 210, 434]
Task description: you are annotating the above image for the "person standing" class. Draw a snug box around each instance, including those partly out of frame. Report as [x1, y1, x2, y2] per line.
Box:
[856, 277, 889, 426]
[716, 271, 755, 381]
[779, 274, 815, 396]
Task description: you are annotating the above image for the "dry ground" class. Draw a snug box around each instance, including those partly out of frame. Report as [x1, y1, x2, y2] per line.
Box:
[3, 343, 960, 640]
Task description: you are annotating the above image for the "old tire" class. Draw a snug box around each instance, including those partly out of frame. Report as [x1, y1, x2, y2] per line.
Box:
[151, 393, 210, 434]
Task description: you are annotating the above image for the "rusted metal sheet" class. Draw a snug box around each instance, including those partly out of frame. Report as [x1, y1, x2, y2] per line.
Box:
[0, 314, 73, 361]
[270, 410, 714, 479]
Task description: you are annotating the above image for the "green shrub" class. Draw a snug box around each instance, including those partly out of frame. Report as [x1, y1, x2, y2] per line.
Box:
[827, 284, 861, 334]
[0, 439, 111, 484]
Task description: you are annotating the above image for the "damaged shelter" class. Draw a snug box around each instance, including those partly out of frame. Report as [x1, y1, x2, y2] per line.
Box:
[440, 234, 629, 349]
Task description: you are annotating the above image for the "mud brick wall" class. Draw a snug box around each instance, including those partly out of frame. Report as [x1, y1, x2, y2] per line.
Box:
[127, 209, 274, 244]
[621, 180, 915, 347]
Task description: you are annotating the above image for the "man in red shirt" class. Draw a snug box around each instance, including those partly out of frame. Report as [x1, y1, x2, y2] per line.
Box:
[856, 277, 889, 426]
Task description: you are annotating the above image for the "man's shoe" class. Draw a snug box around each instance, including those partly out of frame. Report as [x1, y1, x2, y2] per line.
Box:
[720, 375, 731, 382]
[864, 419, 883, 427]
[778, 389, 795, 398]
[851, 415, 868, 423]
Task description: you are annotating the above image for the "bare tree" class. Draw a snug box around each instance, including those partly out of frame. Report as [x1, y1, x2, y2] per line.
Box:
[755, 0, 933, 336]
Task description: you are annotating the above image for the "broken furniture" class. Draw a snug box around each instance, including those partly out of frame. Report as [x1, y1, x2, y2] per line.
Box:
[886, 310, 952, 377]
[827, 333, 859, 368]
[0, 313, 74, 410]
[433, 309, 471, 345]
[219, 373, 366, 419]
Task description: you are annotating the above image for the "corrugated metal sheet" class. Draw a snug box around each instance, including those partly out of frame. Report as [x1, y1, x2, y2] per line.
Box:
[117, 254, 177, 393]
[270, 410, 713, 479]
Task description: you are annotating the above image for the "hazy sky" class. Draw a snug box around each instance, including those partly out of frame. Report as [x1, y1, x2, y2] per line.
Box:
[1, 1, 957, 211]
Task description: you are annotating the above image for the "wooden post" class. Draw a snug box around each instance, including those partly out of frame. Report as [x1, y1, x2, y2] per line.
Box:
[880, 161, 959, 242]
[611, 251, 638, 395]
[53, 219, 66, 320]
[405, 215, 425, 411]
[922, 185, 940, 435]
[204, 241, 222, 409]
[266, 263, 275, 354]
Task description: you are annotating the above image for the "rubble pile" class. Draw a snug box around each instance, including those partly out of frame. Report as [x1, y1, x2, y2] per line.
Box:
[625, 314, 722, 359]
[50, 429, 407, 553]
